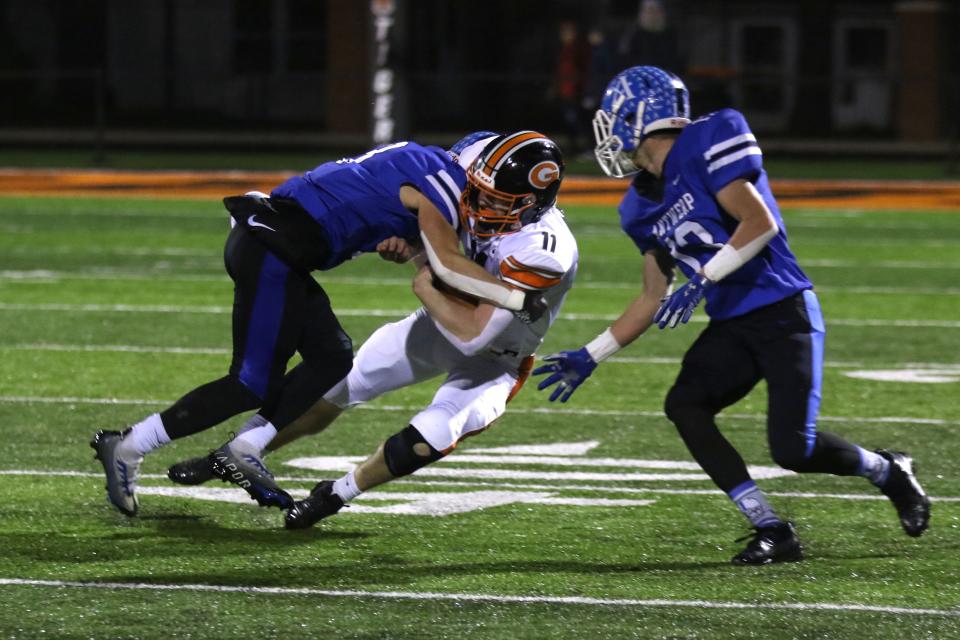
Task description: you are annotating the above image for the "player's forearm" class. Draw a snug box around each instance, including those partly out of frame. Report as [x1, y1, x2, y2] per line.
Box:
[415, 281, 485, 340]
[587, 249, 670, 359]
[416, 283, 509, 355]
[702, 216, 777, 282]
[610, 291, 661, 346]
[706, 180, 779, 282]
[434, 308, 513, 356]
[420, 232, 525, 310]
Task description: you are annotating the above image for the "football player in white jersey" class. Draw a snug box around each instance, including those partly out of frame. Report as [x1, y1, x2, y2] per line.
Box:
[205, 131, 579, 529]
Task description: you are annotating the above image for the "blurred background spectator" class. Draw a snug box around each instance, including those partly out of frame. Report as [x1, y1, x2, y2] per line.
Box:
[550, 20, 591, 154]
[616, 0, 683, 73]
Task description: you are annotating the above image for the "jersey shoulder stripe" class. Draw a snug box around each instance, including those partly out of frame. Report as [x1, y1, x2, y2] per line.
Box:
[697, 110, 763, 175]
[424, 173, 460, 230]
[436, 169, 461, 201]
[499, 255, 563, 291]
[703, 132, 756, 160]
[706, 145, 761, 173]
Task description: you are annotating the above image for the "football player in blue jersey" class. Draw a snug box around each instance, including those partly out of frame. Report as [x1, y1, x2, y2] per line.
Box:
[533, 66, 930, 564]
[91, 135, 546, 517]
[167, 131, 579, 529]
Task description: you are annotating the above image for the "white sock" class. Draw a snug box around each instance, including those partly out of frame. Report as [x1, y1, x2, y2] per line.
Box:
[233, 421, 278, 456]
[332, 470, 362, 503]
[855, 447, 891, 486]
[237, 413, 268, 435]
[728, 481, 781, 528]
[119, 413, 170, 458]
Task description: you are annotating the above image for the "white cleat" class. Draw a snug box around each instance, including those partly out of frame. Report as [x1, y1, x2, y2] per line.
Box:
[90, 430, 142, 517]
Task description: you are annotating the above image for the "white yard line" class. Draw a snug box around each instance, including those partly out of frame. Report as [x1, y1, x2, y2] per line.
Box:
[4, 269, 960, 296]
[3, 343, 232, 355]
[2, 302, 959, 328]
[802, 258, 960, 269]
[5, 246, 215, 256]
[5, 343, 960, 372]
[3, 469, 957, 502]
[0, 578, 955, 617]
[0, 394, 956, 427]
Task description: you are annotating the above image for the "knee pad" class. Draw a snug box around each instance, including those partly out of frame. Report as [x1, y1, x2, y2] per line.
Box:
[383, 425, 444, 477]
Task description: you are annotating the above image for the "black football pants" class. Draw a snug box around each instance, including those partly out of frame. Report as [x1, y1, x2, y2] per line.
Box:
[160, 224, 353, 440]
[663, 290, 862, 493]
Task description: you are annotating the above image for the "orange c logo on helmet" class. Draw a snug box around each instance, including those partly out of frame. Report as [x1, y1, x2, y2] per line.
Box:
[528, 161, 560, 189]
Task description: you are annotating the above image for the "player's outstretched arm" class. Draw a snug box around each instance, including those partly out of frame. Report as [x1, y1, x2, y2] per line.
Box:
[534, 249, 672, 402]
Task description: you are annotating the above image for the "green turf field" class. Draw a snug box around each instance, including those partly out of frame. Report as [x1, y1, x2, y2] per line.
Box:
[0, 195, 958, 639]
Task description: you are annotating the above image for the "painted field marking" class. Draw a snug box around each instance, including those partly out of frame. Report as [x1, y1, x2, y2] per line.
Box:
[3, 343, 231, 355]
[4, 246, 214, 256]
[4, 343, 960, 376]
[2, 302, 960, 328]
[5, 269, 960, 297]
[1, 394, 956, 427]
[2, 469, 958, 502]
[136, 486, 655, 515]
[844, 368, 960, 384]
[282, 455, 794, 482]
[0, 579, 956, 617]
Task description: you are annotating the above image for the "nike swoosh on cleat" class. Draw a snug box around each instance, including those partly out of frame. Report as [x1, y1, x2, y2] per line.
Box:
[247, 215, 277, 232]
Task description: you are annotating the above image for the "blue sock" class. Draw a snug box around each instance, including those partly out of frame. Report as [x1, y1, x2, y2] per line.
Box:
[728, 481, 782, 528]
[855, 446, 891, 486]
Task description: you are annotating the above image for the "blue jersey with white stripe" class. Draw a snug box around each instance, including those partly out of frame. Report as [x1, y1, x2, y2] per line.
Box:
[272, 141, 464, 270]
[619, 109, 811, 320]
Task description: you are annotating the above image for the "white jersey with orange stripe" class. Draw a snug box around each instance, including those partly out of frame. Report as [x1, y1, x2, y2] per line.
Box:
[460, 206, 578, 363]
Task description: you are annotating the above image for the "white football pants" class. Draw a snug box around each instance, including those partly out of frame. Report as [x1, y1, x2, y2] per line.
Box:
[323, 308, 532, 452]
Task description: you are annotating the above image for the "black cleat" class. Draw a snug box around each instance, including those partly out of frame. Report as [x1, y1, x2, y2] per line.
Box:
[208, 441, 293, 509]
[285, 481, 345, 530]
[90, 429, 141, 517]
[876, 450, 930, 537]
[167, 456, 216, 486]
[731, 521, 803, 565]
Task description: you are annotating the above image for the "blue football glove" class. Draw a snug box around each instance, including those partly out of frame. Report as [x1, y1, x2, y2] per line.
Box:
[653, 273, 711, 329]
[532, 347, 598, 403]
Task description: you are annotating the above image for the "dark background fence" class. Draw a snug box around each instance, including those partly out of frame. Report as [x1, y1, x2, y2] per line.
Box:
[1, 0, 957, 159]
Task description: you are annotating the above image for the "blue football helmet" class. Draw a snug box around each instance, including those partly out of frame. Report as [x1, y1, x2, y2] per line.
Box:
[448, 131, 499, 165]
[592, 66, 691, 178]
